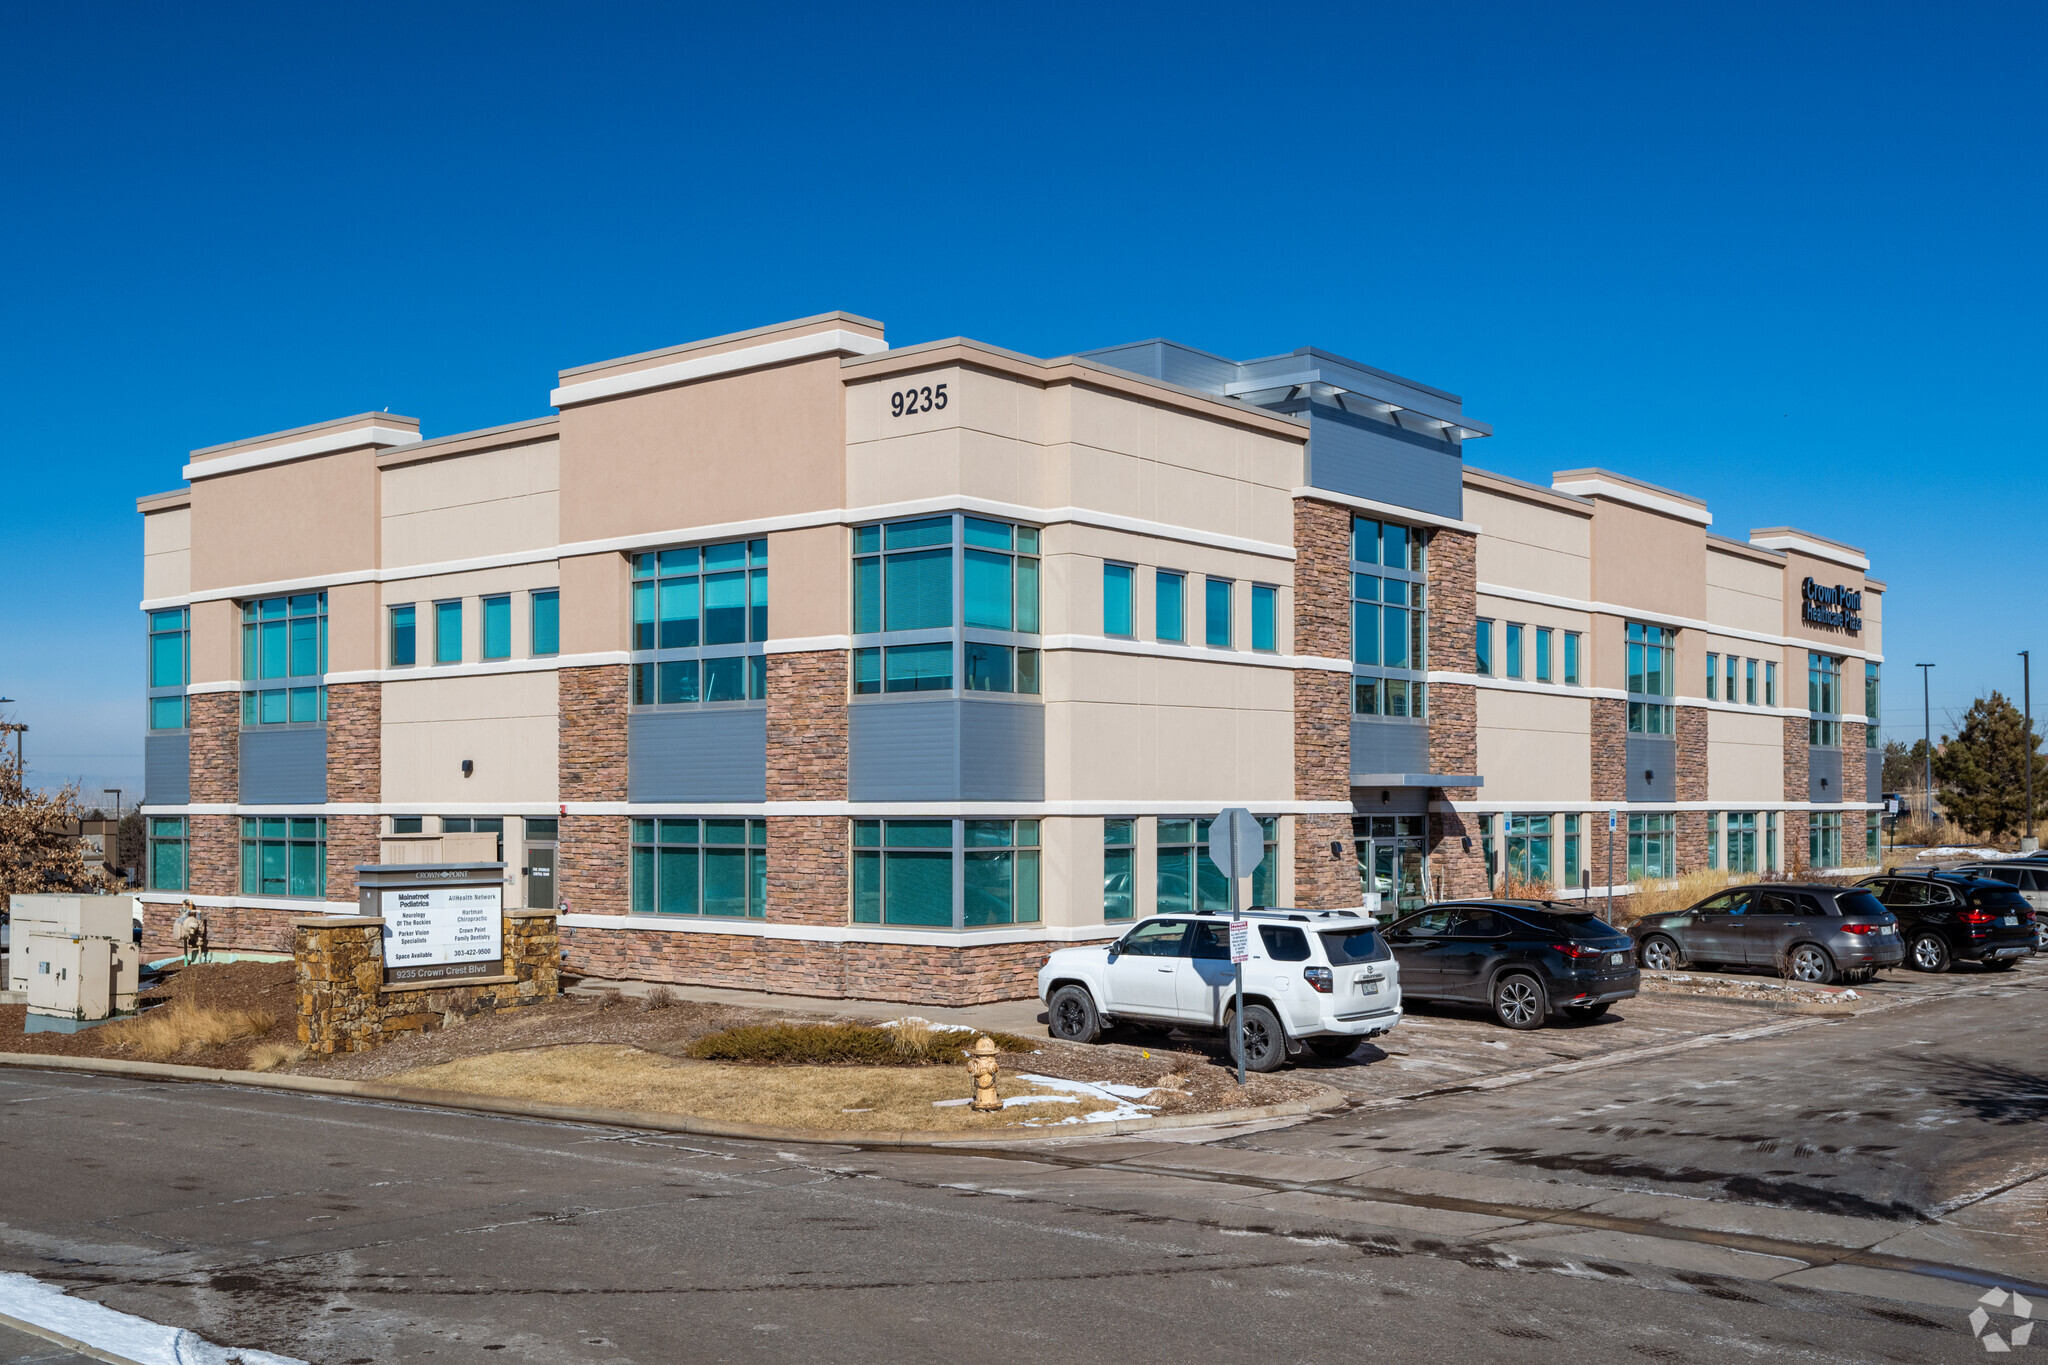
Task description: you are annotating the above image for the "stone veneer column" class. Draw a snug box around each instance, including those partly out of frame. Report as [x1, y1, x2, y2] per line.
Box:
[766, 651, 849, 927]
[1782, 718, 1811, 872]
[1424, 528, 1488, 899]
[186, 691, 240, 897]
[1841, 723, 1868, 865]
[1292, 499, 1355, 908]
[324, 681, 381, 904]
[1590, 698, 1628, 890]
[1676, 705, 1710, 873]
[559, 666, 629, 915]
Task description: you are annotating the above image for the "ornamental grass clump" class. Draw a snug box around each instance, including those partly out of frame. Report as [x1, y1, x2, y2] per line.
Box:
[99, 998, 277, 1062]
[686, 1021, 1035, 1066]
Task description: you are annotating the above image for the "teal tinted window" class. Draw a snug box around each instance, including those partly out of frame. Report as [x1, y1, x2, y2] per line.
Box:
[149, 695, 186, 730]
[149, 628, 185, 687]
[964, 642, 1013, 693]
[481, 595, 511, 660]
[435, 600, 463, 664]
[965, 550, 1013, 630]
[530, 591, 559, 656]
[391, 605, 416, 665]
[885, 642, 953, 692]
[887, 516, 952, 549]
[885, 548, 953, 630]
[1103, 563, 1133, 636]
[1251, 585, 1276, 652]
[853, 557, 882, 633]
[1205, 578, 1232, 647]
[630, 818, 766, 917]
[242, 594, 325, 680]
[1103, 819, 1135, 920]
[964, 517, 1011, 550]
[1155, 572, 1184, 642]
[240, 816, 324, 898]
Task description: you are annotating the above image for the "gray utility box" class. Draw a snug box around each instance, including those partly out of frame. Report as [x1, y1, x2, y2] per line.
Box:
[9, 894, 142, 1020]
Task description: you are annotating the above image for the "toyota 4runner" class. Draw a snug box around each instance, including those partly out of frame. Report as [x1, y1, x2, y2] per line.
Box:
[1037, 908, 1402, 1072]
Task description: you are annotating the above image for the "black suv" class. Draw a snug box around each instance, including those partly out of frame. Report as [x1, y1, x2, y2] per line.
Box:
[1855, 871, 2037, 972]
[1383, 901, 1638, 1030]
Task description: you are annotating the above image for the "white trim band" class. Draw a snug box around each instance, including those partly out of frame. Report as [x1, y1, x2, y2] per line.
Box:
[1434, 799, 1884, 813]
[138, 800, 1357, 818]
[1475, 582, 1884, 662]
[556, 914, 1120, 949]
[1748, 532, 1870, 572]
[1549, 477, 1713, 526]
[550, 329, 890, 407]
[137, 891, 360, 915]
[182, 424, 421, 481]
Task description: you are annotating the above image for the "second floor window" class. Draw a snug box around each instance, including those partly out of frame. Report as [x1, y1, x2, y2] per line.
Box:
[1865, 663, 1880, 747]
[1809, 652, 1842, 746]
[633, 540, 770, 708]
[1627, 622, 1674, 734]
[852, 516, 1040, 698]
[1156, 571, 1185, 643]
[242, 593, 327, 726]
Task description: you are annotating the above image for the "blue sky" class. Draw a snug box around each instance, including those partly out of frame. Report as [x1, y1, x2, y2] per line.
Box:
[2, 0, 2041, 798]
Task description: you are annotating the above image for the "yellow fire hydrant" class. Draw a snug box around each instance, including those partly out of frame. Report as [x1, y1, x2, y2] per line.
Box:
[967, 1035, 1003, 1112]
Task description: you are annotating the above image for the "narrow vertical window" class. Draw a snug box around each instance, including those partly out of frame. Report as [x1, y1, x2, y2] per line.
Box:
[1205, 578, 1232, 648]
[1766, 661, 1777, 709]
[530, 590, 559, 656]
[1564, 631, 1580, 686]
[1155, 571, 1185, 643]
[390, 605, 416, 667]
[481, 595, 511, 661]
[1706, 652, 1719, 700]
[1726, 654, 1738, 704]
[1103, 819, 1135, 921]
[435, 600, 463, 665]
[1103, 563, 1134, 637]
[1536, 627, 1552, 683]
[1475, 619, 1493, 676]
[1864, 663, 1879, 747]
[1746, 658, 1758, 706]
[1505, 624, 1524, 679]
[1250, 585, 1277, 653]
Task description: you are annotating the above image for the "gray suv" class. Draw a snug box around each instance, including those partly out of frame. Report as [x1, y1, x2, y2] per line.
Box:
[1629, 883, 1904, 983]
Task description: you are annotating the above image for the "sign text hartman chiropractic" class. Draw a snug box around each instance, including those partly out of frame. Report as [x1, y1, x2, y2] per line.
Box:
[1801, 577, 1862, 633]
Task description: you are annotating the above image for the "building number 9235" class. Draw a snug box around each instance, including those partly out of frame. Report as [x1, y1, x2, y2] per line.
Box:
[890, 384, 947, 417]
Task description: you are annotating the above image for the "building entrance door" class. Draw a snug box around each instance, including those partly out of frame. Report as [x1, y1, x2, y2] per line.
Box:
[522, 817, 559, 910]
[1354, 816, 1428, 913]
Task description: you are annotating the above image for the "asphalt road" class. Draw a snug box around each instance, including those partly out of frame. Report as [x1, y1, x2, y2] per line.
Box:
[2, 962, 2044, 1364]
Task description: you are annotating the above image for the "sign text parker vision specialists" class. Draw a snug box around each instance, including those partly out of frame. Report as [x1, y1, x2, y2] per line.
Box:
[1801, 577, 1862, 633]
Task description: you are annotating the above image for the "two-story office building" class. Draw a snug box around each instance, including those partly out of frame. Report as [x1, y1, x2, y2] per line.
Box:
[136, 312, 1885, 1003]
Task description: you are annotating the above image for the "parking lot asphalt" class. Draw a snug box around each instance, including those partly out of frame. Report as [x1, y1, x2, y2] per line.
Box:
[1, 957, 2042, 1363]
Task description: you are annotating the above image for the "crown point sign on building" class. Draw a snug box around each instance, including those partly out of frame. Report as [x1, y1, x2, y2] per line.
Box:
[1207, 807, 1264, 882]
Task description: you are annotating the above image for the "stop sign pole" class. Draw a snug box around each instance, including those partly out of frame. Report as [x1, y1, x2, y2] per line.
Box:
[1208, 807, 1264, 1086]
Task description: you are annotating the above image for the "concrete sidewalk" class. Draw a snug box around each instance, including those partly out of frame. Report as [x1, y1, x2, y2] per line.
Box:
[564, 976, 1051, 1036]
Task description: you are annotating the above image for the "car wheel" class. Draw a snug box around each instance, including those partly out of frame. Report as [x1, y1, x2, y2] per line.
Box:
[1564, 1001, 1611, 1020]
[1047, 985, 1102, 1044]
[1785, 944, 1836, 985]
[1306, 1037, 1359, 1061]
[1491, 974, 1548, 1030]
[1228, 1004, 1288, 1073]
[1639, 935, 1683, 972]
[1909, 932, 1951, 973]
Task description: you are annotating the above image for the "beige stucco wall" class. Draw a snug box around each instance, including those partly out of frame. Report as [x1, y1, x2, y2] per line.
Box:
[765, 524, 846, 641]
[1470, 487, 1591, 600]
[188, 448, 379, 590]
[1707, 709, 1783, 802]
[1046, 651, 1293, 803]
[1476, 689, 1593, 802]
[1588, 499, 1707, 624]
[381, 673, 559, 804]
[381, 440, 560, 569]
[558, 553, 630, 656]
[1704, 545, 1783, 638]
[189, 599, 242, 686]
[143, 506, 192, 601]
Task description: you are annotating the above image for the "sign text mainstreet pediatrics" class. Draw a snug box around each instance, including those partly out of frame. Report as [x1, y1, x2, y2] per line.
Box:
[1801, 577, 1862, 633]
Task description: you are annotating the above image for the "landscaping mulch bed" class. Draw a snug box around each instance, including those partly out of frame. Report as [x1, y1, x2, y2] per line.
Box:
[0, 961, 300, 1068]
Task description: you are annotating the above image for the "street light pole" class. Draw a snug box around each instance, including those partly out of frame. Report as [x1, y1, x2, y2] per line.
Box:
[1916, 664, 1935, 825]
[2023, 652, 2036, 852]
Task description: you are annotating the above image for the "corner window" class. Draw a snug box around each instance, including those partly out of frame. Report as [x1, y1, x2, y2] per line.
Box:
[1103, 819, 1135, 921]
[633, 540, 771, 708]
[851, 819, 1040, 928]
[147, 606, 190, 731]
[147, 817, 187, 891]
[435, 600, 463, 665]
[852, 516, 1039, 699]
[240, 816, 326, 898]
[481, 595, 511, 661]
[631, 818, 766, 917]
[1251, 584, 1277, 653]
[1626, 623, 1675, 734]
[243, 594, 327, 681]
[531, 590, 560, 657]
[1157, 816, 1275, 913]
[1205, 577, 1233, 648]
[390, 604, 416, 667]
[1155, 571, 1185, 643]
[1103, 562, 1134, 637]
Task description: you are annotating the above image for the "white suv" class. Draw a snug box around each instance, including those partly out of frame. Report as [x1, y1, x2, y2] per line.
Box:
[1037, 909, 1402, 1072]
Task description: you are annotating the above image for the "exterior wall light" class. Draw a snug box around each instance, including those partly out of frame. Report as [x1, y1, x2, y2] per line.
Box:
[461, 759, 474, 778]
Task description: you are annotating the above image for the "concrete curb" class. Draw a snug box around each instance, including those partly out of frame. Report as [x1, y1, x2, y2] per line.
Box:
[0, 1052, 1347, 1146]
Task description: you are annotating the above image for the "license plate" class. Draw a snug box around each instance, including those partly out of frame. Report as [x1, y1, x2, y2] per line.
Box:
[1609, 952, 1625, 965]
[1359, 979, 1380, 995]
[2004, 917, 2020, 926]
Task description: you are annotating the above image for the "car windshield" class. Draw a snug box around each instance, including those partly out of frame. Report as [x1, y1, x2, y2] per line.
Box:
[1320, 928, 1386, 965]
[1834, 890, 1889, 919]
[1968, 887, 2031, 912]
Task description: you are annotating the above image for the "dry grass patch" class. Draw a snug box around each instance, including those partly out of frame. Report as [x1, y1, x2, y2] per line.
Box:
[245, 1042, 309, 1072]
[383, 1044, 1118, 1130]
[98, 998, 277, 1063]
[686, 1019, 1036, 1066]
[1618, 868, 1734, 927]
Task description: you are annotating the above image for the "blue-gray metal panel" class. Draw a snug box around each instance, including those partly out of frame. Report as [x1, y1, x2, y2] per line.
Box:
[144, 734, 190, 806]
[1625, 735, 1677, 804]
[1353, 786, 1429, 816]
[851, 700, 961, 802]
[1809, 747, 1844, 804]
[959, 700, 1045, 801]
[1350, 721, 1432, 779]
[1866, 759, 1883, 804]
[628, 709, 767, 802]
[1076, 340, 1238, 395]
[1306, 404, 1463, 518]
[239, 727, 327, 805]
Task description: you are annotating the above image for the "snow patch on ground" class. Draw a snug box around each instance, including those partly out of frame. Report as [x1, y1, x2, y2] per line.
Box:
[882, 1016, 977, 1033]
[0, 1271, 306, 1365]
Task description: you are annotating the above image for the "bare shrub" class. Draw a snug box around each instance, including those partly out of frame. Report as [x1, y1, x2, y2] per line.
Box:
[245, 1042, 308, 1073]
[887, 1016, 935, 1061]
[100, 999, 277, 1062]
[642, 986, 676, 1012]
[593, 987, 625, 1011]
[1499, 873, 1554, 901]
[687, 1022, 1034, 1066]
[1615, 868, 1734, 928]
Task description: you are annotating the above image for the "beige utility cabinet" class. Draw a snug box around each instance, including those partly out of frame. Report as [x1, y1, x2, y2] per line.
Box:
[8, 894, 141, 1021]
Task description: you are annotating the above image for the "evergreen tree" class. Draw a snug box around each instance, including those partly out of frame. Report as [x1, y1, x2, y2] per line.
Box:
[1880, 737, 1931, 792]
[1931, 692, 2048, 840]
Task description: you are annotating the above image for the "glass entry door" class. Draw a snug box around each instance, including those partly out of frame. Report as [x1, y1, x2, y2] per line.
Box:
[1354, 815, 1428, 913]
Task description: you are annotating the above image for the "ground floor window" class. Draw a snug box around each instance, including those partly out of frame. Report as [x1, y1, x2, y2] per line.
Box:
[1104, 819, 1135, 920]
[1503, 815, 1552, 888]
[1725, 812, 1759, 873]
[1563, 815, 1581, 887]
[853, 819, 1040, 927]
[442, 816, 505, 860]
[1628, 813, 1674, 881]
[1810, 811, 1841, 869]
[240, 817, 325, 898]
[1707, 813, 1720, 870]
[1159, 817, 1276, 912]
[631, 819, 766, 917]
[1866, 818, 1880, 865]
[148, 817, 186, 891]
[1765, 812, 1779, 872]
